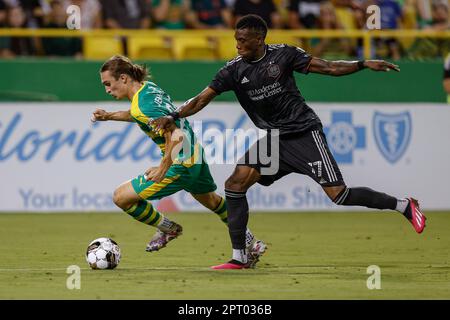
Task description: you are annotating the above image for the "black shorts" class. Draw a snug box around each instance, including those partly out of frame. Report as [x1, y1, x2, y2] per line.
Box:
[237, 126, 345, 187]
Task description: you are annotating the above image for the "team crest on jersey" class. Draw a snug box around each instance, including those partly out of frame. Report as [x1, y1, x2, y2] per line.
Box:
[373, 111, 412, 164]
[267, 63, 280, 78]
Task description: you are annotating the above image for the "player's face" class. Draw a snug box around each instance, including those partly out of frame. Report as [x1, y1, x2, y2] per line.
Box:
[234, 28, 264, 61]
[100, 71, 128, 100]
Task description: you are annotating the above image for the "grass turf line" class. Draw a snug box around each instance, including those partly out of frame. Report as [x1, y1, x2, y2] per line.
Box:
[0, 211, 449, 299]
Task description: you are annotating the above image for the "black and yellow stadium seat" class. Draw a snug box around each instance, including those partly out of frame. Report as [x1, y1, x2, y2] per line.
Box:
[399, 4, 419, 51]
[83, 36, 123, 60]
[172, 35, 218, 61]
[335, 8, 357, 30]
[216, 35, 239, 60]
[265, 32, 301, 47]
[128, 36, 173, 60]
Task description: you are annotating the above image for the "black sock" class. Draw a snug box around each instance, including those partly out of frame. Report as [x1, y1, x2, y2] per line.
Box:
[225, 189, 249, 250]
[336, 187, 397, 210]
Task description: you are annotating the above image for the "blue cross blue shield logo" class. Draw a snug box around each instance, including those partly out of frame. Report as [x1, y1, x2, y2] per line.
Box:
[324, 111, 366, 164]
[373, 111, 412, 164]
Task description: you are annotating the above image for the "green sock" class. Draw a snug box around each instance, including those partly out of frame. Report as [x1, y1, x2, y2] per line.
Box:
[125, 200, 163, 227]
[213, 197, 228, 224]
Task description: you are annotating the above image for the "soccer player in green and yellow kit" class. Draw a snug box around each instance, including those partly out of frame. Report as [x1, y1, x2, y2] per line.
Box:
[91, 55, 266, 267]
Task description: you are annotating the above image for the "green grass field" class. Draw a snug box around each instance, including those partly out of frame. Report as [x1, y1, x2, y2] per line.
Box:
[0, 211, 449, 300]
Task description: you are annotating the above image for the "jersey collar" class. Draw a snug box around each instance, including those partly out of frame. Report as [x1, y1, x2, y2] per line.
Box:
[248, 45, 267, 64]
[131, 81, 147, 104]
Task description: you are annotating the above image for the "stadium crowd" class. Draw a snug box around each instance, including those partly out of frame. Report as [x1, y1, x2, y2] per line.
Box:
[0, 0, 448, 58]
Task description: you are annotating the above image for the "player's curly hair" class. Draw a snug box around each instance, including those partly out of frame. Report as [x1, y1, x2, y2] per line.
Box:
[100, 55, 149, 82]
[235, 14, 268, 39]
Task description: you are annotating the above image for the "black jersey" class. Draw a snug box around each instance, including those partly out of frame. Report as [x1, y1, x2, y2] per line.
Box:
[209, 44, 321, 135]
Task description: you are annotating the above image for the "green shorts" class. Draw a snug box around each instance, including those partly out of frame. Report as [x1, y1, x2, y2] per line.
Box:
[131, 161, 217, 201]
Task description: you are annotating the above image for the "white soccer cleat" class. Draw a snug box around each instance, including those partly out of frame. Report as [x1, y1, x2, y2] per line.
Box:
[246, 240, 267, 268]
[146, 222, 183, 252]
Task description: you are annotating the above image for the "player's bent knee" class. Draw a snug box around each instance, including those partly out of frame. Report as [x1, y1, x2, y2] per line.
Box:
[209, 193, 223, 210]
[225, 177, 247, 192]
[328, 185, 349, 205]
[112, 188, 124, 208]
[191, 192, 221, 211]
[225, 169, 259, 192]
[113, 188, 132, 210]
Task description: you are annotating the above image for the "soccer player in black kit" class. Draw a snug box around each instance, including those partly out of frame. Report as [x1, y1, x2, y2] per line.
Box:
[153, 14, 427, 269]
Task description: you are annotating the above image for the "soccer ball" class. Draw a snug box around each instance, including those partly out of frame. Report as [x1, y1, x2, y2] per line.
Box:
[86, 237, 121, 270]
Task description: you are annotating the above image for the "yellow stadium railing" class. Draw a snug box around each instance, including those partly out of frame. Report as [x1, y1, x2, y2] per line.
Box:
[0, 28, 449, 60]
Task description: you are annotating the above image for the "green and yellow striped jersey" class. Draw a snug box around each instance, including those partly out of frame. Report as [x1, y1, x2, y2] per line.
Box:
[130, 81, 199, 166]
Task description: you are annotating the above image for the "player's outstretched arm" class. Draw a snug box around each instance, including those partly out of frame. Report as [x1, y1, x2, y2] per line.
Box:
[178, 86, 218, 118]
[151, 87, 218, 130]
[308, 57, 400, 76]
[90, 109, 134, 122]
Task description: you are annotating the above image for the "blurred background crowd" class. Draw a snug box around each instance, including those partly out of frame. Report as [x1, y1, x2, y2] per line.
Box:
[0, 0, 448, 59]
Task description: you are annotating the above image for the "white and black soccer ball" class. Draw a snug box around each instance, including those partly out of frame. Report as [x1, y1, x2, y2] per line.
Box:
[86, 237, 121, 270]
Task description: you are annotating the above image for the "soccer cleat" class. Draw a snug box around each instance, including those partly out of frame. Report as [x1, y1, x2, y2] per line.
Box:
[146, 222, 183, 252]
[211, 260, 247, 270]
[404, 198, 427, 234]
[246, 240, 267, 269]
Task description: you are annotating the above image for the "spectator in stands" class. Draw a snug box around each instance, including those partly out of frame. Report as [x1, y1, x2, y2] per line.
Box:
[429, 1, 450, 53]
[332, 0, 361, 8]
[63, 0, 102, 29]
[0, 0, 6, 26]
[311, 2, 353, 58]
[1, 5, 35, 57]
[401, 0, 419, 29]
[225, 0, 236, 7]
[444, 53, 450, 103]
[374, 0, 403, 60]
[4, 0, 49, 27]
[376, 0, 403, 30]
[233, 0, 282, 28]
[425, 0, 449, 30]
[330, 0, 362, 29]
[151, 0, 189, 29]
[0, 0, 8, 57]
[102, 0, 150, 29]
[414, 0, 448, 29]
[415, 0, 433, 28]
[185, 0, 233, 29]
[407, 0, 449, 58]
[287, 0, 323, 29]
[42, 0, 82, 56]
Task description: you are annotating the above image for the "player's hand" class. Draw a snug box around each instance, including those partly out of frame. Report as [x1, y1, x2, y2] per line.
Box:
[91, 109, 109, 122]
[144, 166, 168, 183]
[365, 60, 400, 72]
[151, 116, 175, 131]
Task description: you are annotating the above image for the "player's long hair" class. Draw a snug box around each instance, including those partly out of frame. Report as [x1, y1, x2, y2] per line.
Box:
[100, 55, 149, 82]
[236, 14, 268, 39]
